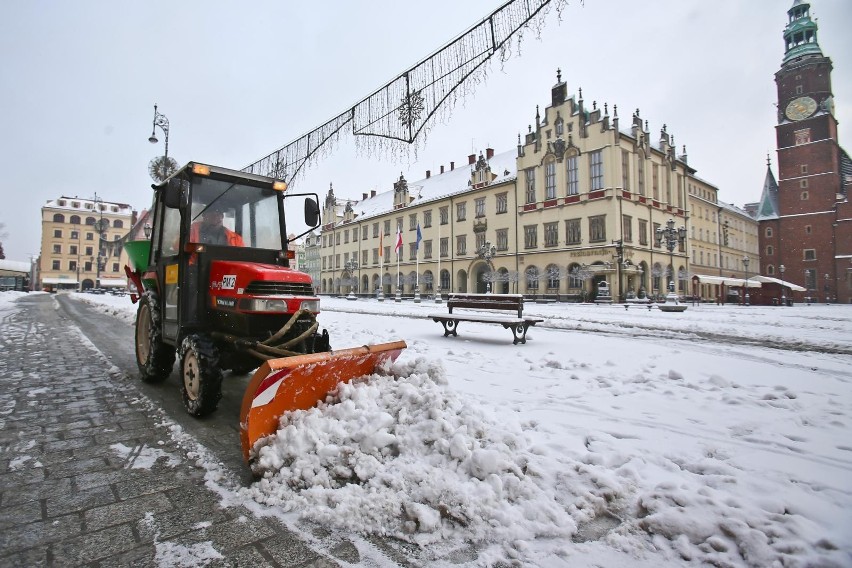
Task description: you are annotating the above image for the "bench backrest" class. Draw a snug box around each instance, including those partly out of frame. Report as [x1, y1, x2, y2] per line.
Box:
[447, 293, 524, 317]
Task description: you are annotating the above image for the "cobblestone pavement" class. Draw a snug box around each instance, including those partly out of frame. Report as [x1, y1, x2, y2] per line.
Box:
[0, 294, 401, 567]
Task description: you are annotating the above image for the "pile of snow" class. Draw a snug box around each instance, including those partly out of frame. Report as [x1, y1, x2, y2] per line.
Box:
[245, 358, 583, 549]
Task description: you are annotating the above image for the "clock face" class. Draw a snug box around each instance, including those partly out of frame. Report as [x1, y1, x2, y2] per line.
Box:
[785, 96, 817, 121]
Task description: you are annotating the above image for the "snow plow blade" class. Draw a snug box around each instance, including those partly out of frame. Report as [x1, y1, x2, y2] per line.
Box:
[239, 340, 407, 462]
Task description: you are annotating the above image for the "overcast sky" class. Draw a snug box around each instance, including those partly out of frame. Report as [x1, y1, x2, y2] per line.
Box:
[1, 0, 850, 262]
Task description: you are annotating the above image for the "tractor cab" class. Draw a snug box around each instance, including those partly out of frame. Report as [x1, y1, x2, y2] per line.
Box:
[126, 161, 405, 464]
[143, 162, 321, 343]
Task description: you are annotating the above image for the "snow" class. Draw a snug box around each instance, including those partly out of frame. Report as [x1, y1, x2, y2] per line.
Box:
[3, 290, 851, 566]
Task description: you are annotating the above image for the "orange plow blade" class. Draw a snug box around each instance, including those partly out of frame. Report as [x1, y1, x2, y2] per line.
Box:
[239, 340, 407, 462]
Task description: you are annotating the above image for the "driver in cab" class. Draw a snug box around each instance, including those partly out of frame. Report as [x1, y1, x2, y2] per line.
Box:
[190, 204, 244, 246]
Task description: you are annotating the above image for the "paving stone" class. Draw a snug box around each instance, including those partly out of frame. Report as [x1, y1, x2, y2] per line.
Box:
[261, 532, 331, 567]
[46, 483, 116, 517]
[84, 492, 174, 532]
[49, 523, 139, 565]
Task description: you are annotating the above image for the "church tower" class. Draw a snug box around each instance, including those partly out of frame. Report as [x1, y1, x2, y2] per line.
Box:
[762, 0, 851, 303]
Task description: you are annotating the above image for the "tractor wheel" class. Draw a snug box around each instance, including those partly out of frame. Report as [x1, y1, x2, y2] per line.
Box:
[179, 334, 223, 417]
[135, 291, 176, 383]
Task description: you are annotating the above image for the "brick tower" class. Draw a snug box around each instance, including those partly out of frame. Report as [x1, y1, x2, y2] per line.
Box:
[757, 0, 852, 303]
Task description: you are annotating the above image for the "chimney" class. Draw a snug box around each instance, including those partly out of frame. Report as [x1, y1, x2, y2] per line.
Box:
[371, 190, 376, 197]
[486, 148, 494, 160]
[440, 165, 444, 174]
[450, 161, 455, 171]
[426, 170, 431, 179]
[468, 154, 476, 165]
[362, 193, 368, 200]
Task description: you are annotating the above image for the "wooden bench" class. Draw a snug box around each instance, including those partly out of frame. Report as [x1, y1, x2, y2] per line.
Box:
[428, 293, 544, 344]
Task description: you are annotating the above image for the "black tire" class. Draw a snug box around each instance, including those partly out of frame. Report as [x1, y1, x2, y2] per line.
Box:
[135, 291, 176, 383]
[179, 334, 223, 417]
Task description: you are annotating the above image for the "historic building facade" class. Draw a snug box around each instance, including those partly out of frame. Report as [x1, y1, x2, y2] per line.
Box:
[317, 71, 757, 302]
[756, 0, 851, 303]
[38, 196, 136, 291]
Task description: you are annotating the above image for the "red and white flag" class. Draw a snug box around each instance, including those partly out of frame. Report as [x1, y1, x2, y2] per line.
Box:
[394, 226, 403, 256]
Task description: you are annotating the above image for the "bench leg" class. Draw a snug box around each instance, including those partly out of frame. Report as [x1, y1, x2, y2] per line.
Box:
[440, 319, 459, 338]
[511, 323, 530, 345]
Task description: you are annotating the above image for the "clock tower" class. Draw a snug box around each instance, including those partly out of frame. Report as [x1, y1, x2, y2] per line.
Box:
[760, 0, 852, 304]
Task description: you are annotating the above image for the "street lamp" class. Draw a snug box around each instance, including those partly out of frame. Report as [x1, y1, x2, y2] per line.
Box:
[742, 256, 750, 306]
[779, 264, 786, 306]
[655, 218, 686, 296]
[476, 240, 497, 293]
[824, 273, 830, 304]
[612, 239, 624, 302]
[344, 259, 358, 300]
[148, 104, 177, 182]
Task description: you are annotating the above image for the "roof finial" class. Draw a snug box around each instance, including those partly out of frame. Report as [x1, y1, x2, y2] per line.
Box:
[556, 68, 562, 83]
[578, 87, 583, 100]
[766, 153, 772, 167]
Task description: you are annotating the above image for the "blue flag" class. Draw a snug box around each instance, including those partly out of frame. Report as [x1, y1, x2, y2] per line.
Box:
[416, 223, 422, 251]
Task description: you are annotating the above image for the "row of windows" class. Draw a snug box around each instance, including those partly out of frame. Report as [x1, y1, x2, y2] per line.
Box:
[51, 214, 125, 228]
[524, 151, 680, 205]
[324, 213, 693, 262]
[325, 194, 510, 247]
[56, 200, 123, 213]
[48, 260, 122, 272]
[48, 242, 121, 256]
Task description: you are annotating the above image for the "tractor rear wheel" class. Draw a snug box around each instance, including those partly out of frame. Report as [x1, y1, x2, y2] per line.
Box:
[135, 291, 175, 383]
[179, 334, 223, 417]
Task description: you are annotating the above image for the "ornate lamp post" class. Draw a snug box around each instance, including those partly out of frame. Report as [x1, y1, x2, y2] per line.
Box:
[824, 273, 830, 304]
[742, 256, 750, 306]
[476, 240, 497, 293]
[344, 259, 359, 300]
[779, 264, 786, 306]
[655, 218, 686, 295]
[612, 239, 624, 302]
[148, 104, 178, 182]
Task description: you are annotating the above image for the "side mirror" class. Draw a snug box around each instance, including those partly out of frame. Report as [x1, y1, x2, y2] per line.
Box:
[163, 179, 183, 209]
[304, 198, 320, 228]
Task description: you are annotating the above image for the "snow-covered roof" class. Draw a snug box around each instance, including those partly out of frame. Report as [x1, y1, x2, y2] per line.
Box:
[0, 259, 31, 273]
[43, 196, 134, 215]
[336, 150, 518, 225]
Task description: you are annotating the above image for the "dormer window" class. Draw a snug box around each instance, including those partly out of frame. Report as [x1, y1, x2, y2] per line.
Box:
[555, 117, 564, 136]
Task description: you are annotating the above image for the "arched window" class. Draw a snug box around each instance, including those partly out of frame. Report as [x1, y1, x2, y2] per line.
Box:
[69, 215, 81, 224]
[85, 217, 96, 225]
[545, 264, 560, 289]
[53, 213, 65, 223]
[525, 266, 539, 291]
[113, 219, 123, 229]
[766, 245, 774, 256]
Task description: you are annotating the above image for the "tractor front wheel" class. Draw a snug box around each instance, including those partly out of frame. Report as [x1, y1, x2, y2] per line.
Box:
[179, 334, 223, 417]
[135, 291, 175, 383]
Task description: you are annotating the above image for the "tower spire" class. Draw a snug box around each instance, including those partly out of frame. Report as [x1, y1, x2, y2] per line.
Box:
[782, 0, 823, 66]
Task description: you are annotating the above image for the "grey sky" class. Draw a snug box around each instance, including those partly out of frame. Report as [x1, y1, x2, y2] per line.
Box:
[1, 0, 850, 262]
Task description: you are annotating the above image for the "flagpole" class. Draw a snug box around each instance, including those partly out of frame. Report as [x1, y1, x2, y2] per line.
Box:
[395, 224, 401, 303]
[414, 222, 421, 303]
[435, 215, 442, 303]
[378, 231, 384, 301]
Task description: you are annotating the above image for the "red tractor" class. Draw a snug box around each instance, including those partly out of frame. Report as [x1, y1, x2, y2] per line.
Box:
[125, 162, 405, 461]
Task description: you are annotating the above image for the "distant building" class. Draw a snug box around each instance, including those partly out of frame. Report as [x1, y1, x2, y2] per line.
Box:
[39, 195, 136, 291]
[318, 73, 756, 302]
[754, 0, 851, 304]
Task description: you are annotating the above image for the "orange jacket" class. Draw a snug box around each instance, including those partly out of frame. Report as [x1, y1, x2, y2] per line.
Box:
[189, 222, 244, 247]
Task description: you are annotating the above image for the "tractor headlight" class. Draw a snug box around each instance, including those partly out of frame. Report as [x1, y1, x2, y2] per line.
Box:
[300, 299, 319, 313]
[241, 298, 290, 312]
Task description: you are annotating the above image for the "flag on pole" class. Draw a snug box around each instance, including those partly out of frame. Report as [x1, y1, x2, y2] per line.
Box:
[379, 232, 383, 257]
[394, 226, 402, 256]
[415, 223, 422, 251]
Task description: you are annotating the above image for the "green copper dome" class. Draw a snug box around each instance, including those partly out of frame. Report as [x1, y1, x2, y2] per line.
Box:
[782, 0, 823, 65]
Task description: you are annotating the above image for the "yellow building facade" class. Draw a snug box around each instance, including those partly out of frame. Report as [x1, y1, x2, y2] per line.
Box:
[318, 75, 757, 302]
[39, 196, 136, 291]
